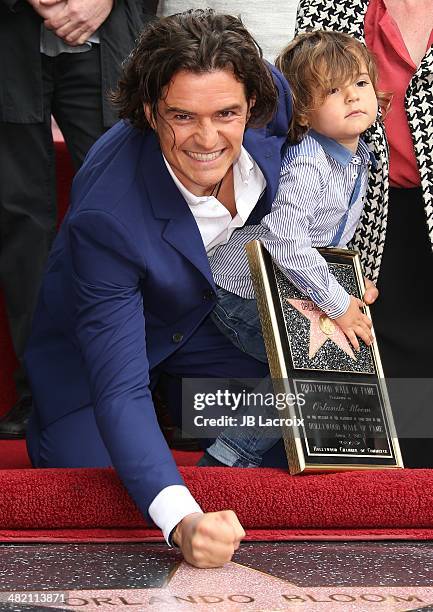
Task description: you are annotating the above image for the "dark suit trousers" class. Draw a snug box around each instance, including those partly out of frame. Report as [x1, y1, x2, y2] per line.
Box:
[0, 46, 105, 398]
[27, 315, 288, 469]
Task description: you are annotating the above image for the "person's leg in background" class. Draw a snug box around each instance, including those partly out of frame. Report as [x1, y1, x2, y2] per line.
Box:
[52, 46, 105, 172]
[0, 46, 106, 439]
[372, 187, 433, 468]
[0, 54, 56, 438]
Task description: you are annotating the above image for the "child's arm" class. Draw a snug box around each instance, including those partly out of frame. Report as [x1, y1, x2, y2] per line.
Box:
[261, 154, 372, 348]
[336, 278, 378, 350]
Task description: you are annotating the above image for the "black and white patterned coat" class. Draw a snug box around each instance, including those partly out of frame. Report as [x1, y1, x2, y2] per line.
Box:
[295, 0, 433, 281]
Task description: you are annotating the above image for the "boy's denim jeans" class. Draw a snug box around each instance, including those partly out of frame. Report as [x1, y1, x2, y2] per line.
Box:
[210, 286, 268, 363]
[209, 287, 281, 467]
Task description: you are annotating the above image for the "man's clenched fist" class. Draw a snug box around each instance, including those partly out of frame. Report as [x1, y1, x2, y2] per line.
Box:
[173, 510, 245, 568]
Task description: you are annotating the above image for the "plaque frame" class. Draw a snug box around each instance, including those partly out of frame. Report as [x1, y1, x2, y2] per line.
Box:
[245, 240, 403, 474]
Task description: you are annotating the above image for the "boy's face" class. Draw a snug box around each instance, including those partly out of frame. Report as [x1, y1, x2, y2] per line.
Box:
[306, 62, 378, 152]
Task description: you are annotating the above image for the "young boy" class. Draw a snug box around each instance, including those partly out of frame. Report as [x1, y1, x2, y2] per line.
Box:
[201, 30, 391, 468]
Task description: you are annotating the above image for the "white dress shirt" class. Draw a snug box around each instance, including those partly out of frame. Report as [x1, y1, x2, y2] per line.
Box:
[149, 146, 265, 544]
[162, 146, 266, 254]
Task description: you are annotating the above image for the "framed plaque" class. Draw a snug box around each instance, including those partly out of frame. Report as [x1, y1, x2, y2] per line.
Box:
[245, 240, 403, 474]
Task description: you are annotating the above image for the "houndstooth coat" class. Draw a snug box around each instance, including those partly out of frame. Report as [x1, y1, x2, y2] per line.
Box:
[295, 0, 433, 281]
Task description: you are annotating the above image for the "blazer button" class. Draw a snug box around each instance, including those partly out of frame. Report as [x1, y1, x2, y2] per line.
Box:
[172, 332, 184, 343]
[202, 289, 215, 301]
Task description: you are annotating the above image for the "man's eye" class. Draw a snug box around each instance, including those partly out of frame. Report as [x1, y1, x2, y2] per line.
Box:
[218, 110, 235, 118]
[174, 114, 192, 121]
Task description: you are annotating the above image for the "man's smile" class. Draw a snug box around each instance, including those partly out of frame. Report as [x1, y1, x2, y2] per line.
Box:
[184, 149, 225, 162]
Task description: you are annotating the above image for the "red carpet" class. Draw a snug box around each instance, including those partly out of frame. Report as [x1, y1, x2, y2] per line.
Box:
[0, 136, 432, 544]
[0, 441, 433, 542]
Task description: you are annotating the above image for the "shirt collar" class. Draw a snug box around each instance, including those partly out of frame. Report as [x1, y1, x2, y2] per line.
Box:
[309, 129, 376, 168]
[162, 145, 255, 208]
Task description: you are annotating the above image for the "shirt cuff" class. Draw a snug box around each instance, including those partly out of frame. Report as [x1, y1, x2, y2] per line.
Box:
[315, 278, 351, 319]
[148, 485, 203, 546]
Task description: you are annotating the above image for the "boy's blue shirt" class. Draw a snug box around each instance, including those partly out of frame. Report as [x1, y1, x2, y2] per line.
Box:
[308, 129, 377, 168]
[208, 128, 375, 318]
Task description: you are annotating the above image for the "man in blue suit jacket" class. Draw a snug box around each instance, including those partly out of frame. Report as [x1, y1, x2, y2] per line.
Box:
[25, 9, 291, 567]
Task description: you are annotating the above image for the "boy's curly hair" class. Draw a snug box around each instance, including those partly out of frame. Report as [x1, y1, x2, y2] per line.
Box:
[275, 30, 392, 144]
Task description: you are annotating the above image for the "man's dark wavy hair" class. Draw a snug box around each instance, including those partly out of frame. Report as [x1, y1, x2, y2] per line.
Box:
[111, 9, 277, 131]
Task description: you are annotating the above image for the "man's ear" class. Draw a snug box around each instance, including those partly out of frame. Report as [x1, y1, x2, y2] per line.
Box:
[144, 103, 157, 130]
[246, 97, 256, 122]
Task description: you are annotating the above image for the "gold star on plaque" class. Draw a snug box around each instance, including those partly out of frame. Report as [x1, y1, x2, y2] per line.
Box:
[287, 299, 356, 360]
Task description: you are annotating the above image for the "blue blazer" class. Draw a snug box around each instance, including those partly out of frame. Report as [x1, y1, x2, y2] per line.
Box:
[25, 65, 292, 519]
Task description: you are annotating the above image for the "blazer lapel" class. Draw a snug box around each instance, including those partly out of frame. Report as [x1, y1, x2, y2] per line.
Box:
[244, 127, 287, 209]
[243, 63, 292, 212]
[141, 132, 216, 289]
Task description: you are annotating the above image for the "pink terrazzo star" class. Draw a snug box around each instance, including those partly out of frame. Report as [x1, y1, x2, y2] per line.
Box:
[55, 562, 433, 612]
[287, 298, 356, 361]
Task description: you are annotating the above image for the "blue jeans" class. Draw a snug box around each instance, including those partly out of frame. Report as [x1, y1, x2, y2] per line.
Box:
[210, 286, 267, 363]
[209, 287, 282, 467]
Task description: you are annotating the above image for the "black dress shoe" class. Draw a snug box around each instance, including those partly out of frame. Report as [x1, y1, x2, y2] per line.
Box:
[0, 396, 33, 439]
[196, 451, 228, 467]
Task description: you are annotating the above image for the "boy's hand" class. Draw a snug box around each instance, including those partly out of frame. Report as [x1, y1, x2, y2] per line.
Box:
[172, 510, 245, 568]
[363, 277, 379, 305]
[334, 295, 373, 351]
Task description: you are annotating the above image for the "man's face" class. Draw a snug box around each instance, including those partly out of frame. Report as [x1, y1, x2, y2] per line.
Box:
[307, 62, 378, 152]
[145, 69, 254, 196]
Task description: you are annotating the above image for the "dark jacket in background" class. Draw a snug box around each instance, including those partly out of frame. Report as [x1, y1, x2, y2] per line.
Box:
[0, 0, 158, 125]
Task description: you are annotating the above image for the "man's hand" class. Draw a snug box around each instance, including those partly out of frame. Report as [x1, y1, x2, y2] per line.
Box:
[41, 0, 114, 46]
[363, 277, 379, 305]
[172, 511, 245, 569]
[334, 295, 373, 351]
